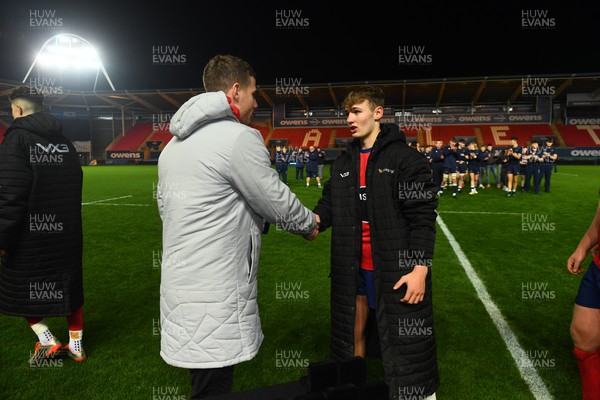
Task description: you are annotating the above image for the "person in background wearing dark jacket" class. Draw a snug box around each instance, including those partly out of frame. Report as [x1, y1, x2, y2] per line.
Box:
[313, 86, 439, 400]
[429, 140, 445, 195]
[0, 86, 86, 364]
[540, 137, 558, 193]
[478, 144, 490, 189]
[274, 145, 283, 179]
[295, 148, 305, 180]
[305, 145, 321, 188]
[485, 144, 499, 188]
[441, 138, 458, 198]
[505, 136, 522, 197]
[317, 147, 326, 180]
[277, 146, 290, 184]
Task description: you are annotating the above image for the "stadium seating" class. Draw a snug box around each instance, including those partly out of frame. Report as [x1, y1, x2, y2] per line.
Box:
[333, 127, 352, 138]
[109, 123, 154, 151]
[253, 124, 270, 140]
[479, 124, 554, 147]
[146, 129, 173, 149]
[423, 126, 476, 145]
[107, 122, 273, 153]
[106, 122, 600, 156]
[271, 128, 331, 148]
[555, 122, 600, 146]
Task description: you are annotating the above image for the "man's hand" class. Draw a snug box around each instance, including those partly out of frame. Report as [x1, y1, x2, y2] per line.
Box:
[303, 227, 318, 241]
[567, 244, 599, 274]
[393, 265, 429, 304]
[567, 247, 588, 275]
[303, 214, 320, 241]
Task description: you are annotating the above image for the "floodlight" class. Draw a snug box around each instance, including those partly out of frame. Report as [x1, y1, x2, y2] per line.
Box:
[23, 33, 115, 91]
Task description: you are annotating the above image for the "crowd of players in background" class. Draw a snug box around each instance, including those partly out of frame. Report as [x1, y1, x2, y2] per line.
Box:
[415, 136, 558, 198]
[270, 136, 558, 198]
[273, 145, 325, 187]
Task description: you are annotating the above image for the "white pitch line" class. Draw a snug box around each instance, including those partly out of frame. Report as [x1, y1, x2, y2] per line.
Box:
[555, 173, 578, 176]
[438, 211, 522, 215]
[436, 215, 553, 400]
[84, 203, 150, 207]
[82, 195, 133, 205]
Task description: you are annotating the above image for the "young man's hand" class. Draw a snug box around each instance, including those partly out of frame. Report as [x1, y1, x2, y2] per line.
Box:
[393, 265, 429, 304]
[567, 247, 588, 275]
[303, 214, 320, 241]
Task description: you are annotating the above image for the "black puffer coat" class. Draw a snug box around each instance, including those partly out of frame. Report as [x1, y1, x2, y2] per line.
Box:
[0, 112, 83, 317]
[314, 123, 439, 399]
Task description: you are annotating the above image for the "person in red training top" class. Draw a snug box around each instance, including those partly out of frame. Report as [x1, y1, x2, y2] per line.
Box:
[568, 192, 600, 400]
[313, 85, 439, 400]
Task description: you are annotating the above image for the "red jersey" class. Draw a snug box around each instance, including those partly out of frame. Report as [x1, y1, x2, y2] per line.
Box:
[359, 149, 373, 271]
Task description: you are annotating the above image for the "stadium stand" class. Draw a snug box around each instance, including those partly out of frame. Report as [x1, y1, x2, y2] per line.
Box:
[253, 124, 270, 141]
[479, 124, 554, 147]
[333, 127, 352, 138]
[106, 121, 274, 154]
[100, 120, 600, 159]
[270, 128, 331, 148]
[146, 129, 173, 149]
[108, 123, 154, 151]
[422, 126, 477, 145]
[555, 122, 600, 146]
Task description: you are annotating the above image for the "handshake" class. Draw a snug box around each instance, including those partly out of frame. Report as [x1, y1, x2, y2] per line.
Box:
[303, 214, 321, 241]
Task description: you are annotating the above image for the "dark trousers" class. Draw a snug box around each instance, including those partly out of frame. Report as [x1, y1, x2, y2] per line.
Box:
[296, 166, 304, 179]
[276, 164, 288, 184]
[500, 164, 508, 187]
[541, 164, 553, 192]
[189, 366, 234, 399]
[523, 165, 543, 194]
[523, 165, 533, 192]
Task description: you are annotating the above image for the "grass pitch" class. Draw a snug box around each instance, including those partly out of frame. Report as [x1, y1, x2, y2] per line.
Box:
[0, 164, 597, 399]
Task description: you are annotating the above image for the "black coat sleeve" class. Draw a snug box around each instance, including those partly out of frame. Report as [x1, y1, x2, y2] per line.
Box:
[313, 177, 333, 231]
[0, 132, 33, 249]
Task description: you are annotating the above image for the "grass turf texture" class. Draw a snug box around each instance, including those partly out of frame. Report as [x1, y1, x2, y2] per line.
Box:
[0, 164, 597, 399]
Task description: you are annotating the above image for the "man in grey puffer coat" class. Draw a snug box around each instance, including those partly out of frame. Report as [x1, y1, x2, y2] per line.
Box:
[157, 55, 319, 399]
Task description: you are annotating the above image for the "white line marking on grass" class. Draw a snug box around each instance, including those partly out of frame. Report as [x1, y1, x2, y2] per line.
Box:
[84, 203, 150, 207]
[438, 211, 522, 215]
[555, 173, 578, 176]
[437, 215, 553, 400]
[82, 195, 132, 205]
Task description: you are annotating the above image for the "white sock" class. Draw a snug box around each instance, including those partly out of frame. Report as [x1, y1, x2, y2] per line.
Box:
[30, 321, 56, 345]
[69, 330, 83, 353]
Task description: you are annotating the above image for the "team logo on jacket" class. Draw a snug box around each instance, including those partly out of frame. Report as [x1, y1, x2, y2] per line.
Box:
[339, 171, 350, 177]
[378, 168, 395, 174]
[30, 143, 70, 165]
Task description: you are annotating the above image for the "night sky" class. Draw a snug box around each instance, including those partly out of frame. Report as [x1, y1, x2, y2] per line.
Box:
[0, 1, 598, 91]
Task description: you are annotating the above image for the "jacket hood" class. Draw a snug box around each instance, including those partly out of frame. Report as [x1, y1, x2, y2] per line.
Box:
[377, 123, 407, 146]
[169, 91, 237, 140]
[6, 112, 62, 139]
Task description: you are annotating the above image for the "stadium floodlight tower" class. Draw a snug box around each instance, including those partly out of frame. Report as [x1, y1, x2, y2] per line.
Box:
[23, 33, 115, 91]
